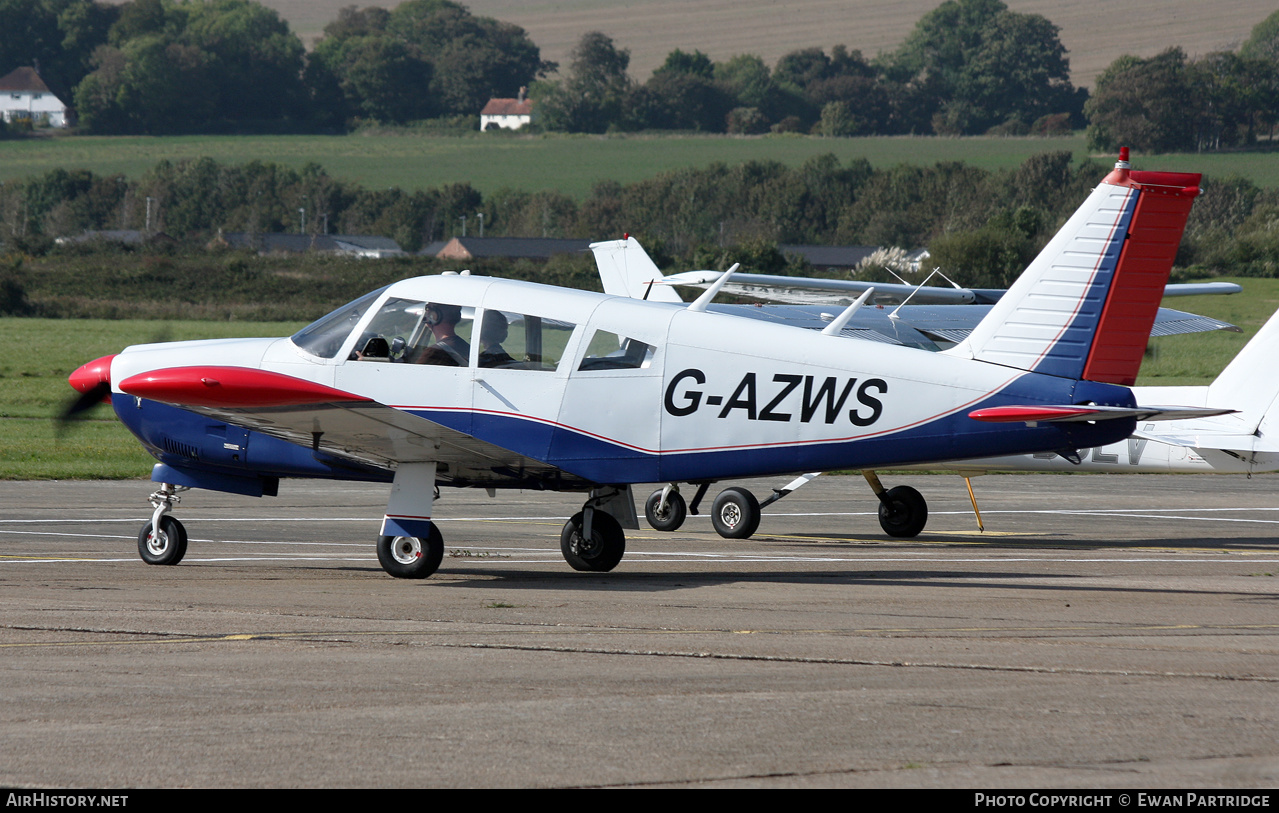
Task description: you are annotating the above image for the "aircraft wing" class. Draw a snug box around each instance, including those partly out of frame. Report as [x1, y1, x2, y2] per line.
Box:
[705, 303, 1238, 351]
[659, 270, 980, 305]
[659, 271, 1242, 307]
[117, 366, 580, 487]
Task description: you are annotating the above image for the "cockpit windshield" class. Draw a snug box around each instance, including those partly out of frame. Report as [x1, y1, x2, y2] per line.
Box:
[290, 286, 389, 358]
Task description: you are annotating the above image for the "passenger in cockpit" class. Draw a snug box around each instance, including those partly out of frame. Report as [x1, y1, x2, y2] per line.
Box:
[478, 311, 515, 368]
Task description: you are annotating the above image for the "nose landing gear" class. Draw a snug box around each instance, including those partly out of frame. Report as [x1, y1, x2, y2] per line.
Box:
[137, 483, 189, 565]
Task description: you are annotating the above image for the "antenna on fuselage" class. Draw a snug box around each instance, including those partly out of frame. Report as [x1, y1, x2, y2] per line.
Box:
[820, 287, 875, 336]
[686, 263, 740, 313]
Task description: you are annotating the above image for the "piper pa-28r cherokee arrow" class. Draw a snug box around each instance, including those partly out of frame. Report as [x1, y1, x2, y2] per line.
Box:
[68, 151, 1228, 578]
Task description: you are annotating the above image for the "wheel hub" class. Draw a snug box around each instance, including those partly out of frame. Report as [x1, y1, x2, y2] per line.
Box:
[145, 530, 170, 556]
[570, 530, 600, 557]
[719, 504, 741, 528]
[391, 536, 422, 565]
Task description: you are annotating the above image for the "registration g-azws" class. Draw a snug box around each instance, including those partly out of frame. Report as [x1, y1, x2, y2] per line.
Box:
[664, 369, 888, 426]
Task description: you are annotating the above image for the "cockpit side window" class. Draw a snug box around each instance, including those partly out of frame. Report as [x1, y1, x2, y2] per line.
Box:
[577, 330, 656, 371]
[478, 309, 576, 371]
[291, 286, 388, 359]
[353, 298, 474, 367]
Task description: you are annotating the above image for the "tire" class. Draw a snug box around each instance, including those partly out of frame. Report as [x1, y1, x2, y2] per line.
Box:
[137, 516, 188, 566]
[877, 485, 928, 538]
[711, 487, 760, 539]
[560, 511, 625, 572]
[377, 524, 445, 579]
[644, 489, 687, 532]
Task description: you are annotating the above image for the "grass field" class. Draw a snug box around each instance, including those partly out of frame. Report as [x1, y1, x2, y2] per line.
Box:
[0, 132, 1090, 198]
[2, 277, 1274, 480]
[5, 132, 1279, 199]
[0, 319, 305, 480]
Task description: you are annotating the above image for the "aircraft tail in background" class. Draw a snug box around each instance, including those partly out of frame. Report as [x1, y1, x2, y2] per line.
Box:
[590, 236, 684, 303]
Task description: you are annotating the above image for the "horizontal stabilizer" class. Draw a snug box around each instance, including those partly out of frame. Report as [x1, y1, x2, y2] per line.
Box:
[1130, 429, 1279, 455]
[969, 404, 1237, 426]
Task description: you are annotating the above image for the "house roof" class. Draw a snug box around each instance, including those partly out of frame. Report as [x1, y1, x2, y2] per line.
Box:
[480, 98, 533, 117]
[216, 233, 403, 254]
[0, 67, 51, 94]
[429, 237, 591, 260]
[57, 230, 175, 246]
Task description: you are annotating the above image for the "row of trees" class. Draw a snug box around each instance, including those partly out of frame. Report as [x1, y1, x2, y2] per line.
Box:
[1086, 40, 1279, 153]
[0, 0, 551, 134]
[2, 0, 1278, 144]
[5, 152, 1279, 283]
[540, 1, 1279, 145]
[534, 0, 1084, 137]
[1, 0, 1082, 136]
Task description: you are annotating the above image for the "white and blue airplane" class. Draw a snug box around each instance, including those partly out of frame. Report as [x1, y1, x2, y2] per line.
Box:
[67, 152, 1224, 577]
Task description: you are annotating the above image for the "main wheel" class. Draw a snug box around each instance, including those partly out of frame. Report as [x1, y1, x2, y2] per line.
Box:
[711, 487, 760, 539]
[560, 511, 625, 572]
[377, 524, 445, 579]
[644, 489, 687, 532]
[877, 485, 928, 538]
[137, 516, 188, 566]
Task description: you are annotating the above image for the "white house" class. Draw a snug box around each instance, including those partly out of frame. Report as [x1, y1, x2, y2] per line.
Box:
[479, 87, 532, 131]
[0, 67, 69, 128]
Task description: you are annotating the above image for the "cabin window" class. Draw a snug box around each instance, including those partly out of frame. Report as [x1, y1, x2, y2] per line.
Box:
[477, 309, 576, 371]
[577, 330, 655, 371]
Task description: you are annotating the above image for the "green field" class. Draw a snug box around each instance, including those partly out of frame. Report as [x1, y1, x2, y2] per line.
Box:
[2, 277, 1275, 480]
[4, 132, 1275, 199]
[0, 319, 305, 480]
[0, 132, 1082, 198]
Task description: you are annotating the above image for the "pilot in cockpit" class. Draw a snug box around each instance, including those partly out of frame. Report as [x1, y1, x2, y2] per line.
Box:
[409, 303, 471, 366]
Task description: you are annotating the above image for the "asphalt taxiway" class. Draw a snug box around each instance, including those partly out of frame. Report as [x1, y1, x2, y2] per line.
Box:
[1, 473, 1276, 788]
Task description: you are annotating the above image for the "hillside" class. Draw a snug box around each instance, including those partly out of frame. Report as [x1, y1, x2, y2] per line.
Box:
[261, 0, 1271, 88]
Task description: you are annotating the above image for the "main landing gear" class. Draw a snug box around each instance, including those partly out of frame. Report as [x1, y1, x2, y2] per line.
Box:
[641, 470, 933, 540]
[560, 487, 636, 572]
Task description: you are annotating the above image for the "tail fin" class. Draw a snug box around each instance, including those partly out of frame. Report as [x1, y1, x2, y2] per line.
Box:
[1207, 307, 1279, 435]
[590, 236, 684, 302]
[946, 150, 1201, 385]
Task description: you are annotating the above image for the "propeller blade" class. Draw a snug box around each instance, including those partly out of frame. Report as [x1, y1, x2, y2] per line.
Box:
[56, 380, 112, 436]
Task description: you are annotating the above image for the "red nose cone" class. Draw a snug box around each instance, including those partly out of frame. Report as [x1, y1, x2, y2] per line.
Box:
[69, 354, 116, 394]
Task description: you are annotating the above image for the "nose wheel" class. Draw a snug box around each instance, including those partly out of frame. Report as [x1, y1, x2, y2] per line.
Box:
[138, 515, 188, 565]
[864, 471, 928, 537]
[137, 483, 190, 566]
[644, 486, 687, 531]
